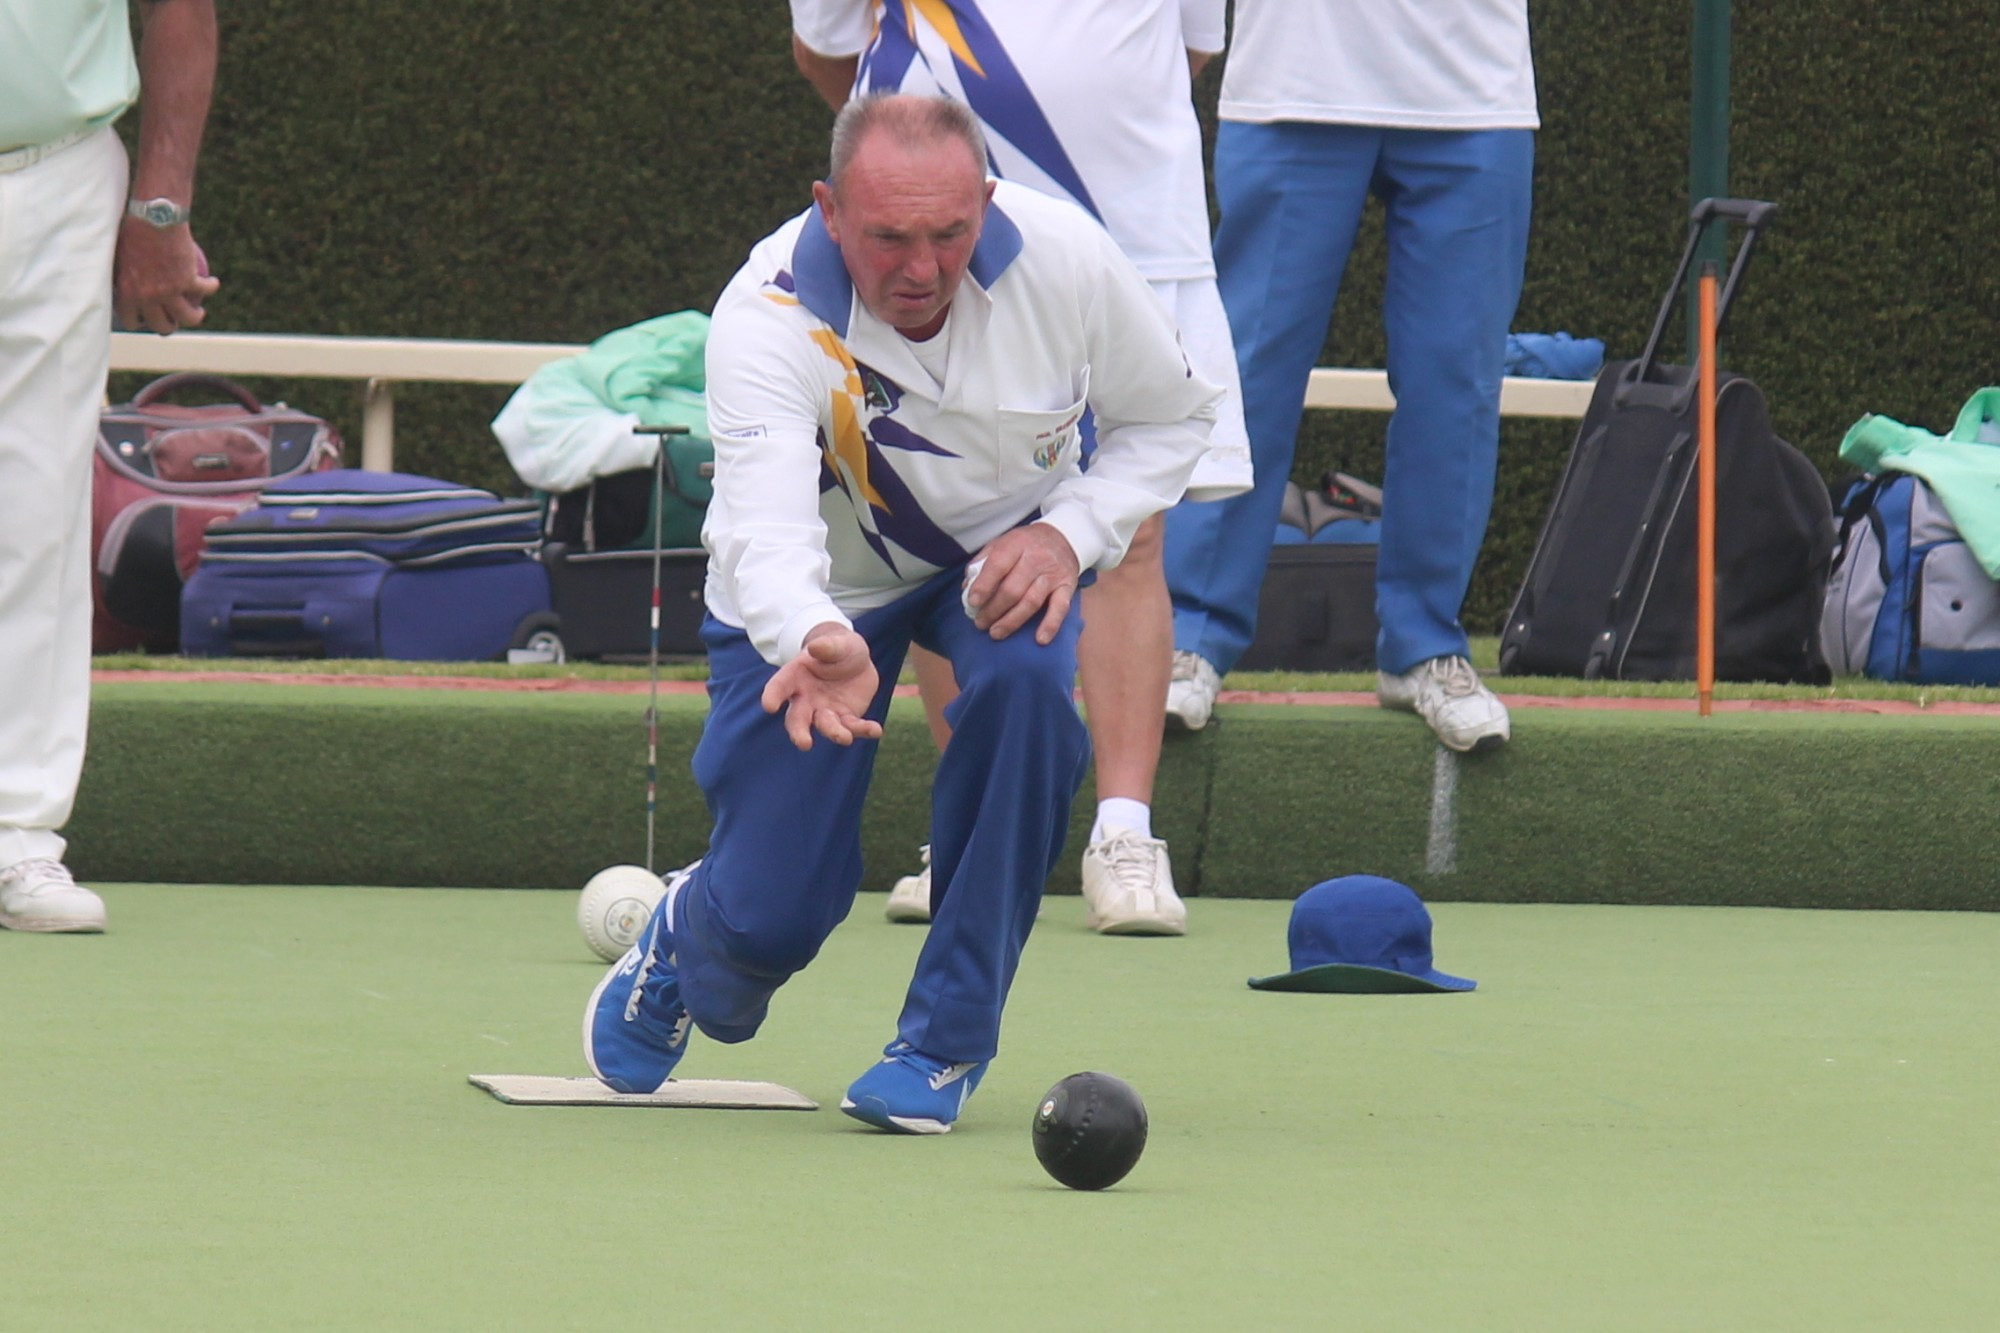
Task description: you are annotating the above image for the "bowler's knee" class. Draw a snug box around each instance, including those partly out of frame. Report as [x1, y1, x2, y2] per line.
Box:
[956, 637, 1077, 710]
[699, 892, 827, 981]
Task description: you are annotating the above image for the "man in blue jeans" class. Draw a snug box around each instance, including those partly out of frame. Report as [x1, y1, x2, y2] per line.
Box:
[583, 94, 1218, 1133]
[1163, 0, 1536, 752]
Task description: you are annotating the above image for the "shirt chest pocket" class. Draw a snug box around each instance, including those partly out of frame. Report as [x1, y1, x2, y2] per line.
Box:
[993, 368, 1089, 488]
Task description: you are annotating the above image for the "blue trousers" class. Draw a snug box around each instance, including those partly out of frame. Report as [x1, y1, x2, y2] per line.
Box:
[1164, 122, 1534, 676]
[671, 566, 1090, 1065]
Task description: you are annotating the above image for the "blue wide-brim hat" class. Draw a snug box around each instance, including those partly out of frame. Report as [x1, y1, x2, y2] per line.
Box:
[1248, 875, 1476, 994]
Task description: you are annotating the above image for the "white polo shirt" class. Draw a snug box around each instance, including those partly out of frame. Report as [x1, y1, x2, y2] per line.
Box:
[703, 180, 1219, 665]
[0, 0, 138, 151]
[790, 0, 1225, 281]
[1219, 0, 1538, 131]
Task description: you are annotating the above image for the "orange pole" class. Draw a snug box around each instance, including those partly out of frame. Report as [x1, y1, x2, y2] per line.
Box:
[1696, 263, 1719, 717]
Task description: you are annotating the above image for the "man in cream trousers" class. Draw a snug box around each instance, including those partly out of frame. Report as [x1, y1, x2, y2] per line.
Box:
[0, 0, 219, 932]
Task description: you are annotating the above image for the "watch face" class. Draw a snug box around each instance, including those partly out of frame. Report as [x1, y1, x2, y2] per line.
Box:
[131, 198, 187, 227]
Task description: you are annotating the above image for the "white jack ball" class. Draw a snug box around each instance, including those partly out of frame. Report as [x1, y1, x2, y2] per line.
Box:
[577, 865, 668, 962]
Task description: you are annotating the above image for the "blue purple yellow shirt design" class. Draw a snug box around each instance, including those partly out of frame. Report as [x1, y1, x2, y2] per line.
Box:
[761, 275, 970, 577]
[858, 0, 1101, 224]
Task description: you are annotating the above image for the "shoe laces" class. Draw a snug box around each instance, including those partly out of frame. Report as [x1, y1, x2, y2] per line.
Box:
[1092, 828, 1162, 895]
[0, 858, 74, 894]
[1424, 655, 1485, 699]
[1170, 651, 1210, 686]
[884, 1042, 979, 1090]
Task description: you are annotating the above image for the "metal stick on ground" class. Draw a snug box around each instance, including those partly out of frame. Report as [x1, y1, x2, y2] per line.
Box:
[1696, 261, 1719, 718]
[631, 423, 692, 872]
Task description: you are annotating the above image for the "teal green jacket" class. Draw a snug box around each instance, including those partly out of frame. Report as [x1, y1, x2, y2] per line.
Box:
[1840, 388, 2000, 576]
[491, 311, 709, 493]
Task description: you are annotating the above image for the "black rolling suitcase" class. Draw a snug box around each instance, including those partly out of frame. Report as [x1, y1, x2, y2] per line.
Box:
[1498, 199, 1833, 683]
[539, 459, 709, 661]
[1237, 478, 1381, 671]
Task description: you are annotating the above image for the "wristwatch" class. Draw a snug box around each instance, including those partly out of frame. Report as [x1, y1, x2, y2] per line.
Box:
[126, 196, 192, 228]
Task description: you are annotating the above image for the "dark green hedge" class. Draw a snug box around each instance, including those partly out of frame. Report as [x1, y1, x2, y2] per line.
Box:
[133, 0, 1999, 632]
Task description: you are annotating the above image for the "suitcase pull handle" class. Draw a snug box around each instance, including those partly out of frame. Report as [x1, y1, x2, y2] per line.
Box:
[1691, 197, 1778, 230]
[1634, 196, 1778, 383]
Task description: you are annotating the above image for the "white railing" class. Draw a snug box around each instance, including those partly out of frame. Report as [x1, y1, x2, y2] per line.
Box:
[111, 331, 1595, 474]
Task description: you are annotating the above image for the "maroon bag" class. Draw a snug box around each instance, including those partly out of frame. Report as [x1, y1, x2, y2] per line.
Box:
[92, 372, 342, 652]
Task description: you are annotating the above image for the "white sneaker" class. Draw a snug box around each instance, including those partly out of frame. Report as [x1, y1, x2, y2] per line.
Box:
[0, 858, 107, 933]
[1165, 651, 1221, 732]
[1377, 655, 1511, 753]
[1080, 827, 1186, 936]
[884, 845, 932, 923]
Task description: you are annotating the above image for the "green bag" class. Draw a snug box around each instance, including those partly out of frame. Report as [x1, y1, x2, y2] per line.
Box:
[1840, 385, 2000, 577]
[645, 432, 714, 550]
[541, 435, 713, 553]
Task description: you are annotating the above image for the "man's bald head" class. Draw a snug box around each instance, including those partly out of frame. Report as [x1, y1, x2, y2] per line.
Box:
[813, 94, 996, 341]
[828, 93, 989, 200]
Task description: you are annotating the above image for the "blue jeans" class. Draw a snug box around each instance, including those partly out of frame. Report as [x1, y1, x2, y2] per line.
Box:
[672, 566, 1090, 1064]
[1164, 121, 1534, 675]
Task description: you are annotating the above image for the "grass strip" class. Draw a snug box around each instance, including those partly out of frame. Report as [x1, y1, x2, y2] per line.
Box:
[74, 683, 2000, 909]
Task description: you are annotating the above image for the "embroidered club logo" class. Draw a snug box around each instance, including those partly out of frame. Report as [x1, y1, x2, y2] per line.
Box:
[1032, 411, 1082, 471]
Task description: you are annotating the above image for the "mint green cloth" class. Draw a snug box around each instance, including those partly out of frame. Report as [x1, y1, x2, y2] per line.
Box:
[543, 310, 710, 434]
[0, 0, 139, 150]
[1840, 386, 2000, 577]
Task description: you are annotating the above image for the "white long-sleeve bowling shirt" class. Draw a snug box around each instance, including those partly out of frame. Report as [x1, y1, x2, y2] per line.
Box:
[701, 180, 1219, 667]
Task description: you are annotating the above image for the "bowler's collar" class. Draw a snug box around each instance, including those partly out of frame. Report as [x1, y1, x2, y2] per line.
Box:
[790, 198, 1024, 338]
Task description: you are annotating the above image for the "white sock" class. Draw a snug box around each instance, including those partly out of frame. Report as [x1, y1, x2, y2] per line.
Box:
[1092, 799, 1152, 843]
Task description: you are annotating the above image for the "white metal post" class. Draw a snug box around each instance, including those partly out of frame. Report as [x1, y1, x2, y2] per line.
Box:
[362, 377, 395, 472]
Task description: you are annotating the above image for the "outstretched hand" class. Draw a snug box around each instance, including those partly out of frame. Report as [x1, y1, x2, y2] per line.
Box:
[760, 625, 885, 751]
[960, 522, 1082, 644]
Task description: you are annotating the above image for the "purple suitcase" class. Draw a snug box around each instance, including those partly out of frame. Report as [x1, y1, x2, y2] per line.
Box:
[180, 470, 555, 660]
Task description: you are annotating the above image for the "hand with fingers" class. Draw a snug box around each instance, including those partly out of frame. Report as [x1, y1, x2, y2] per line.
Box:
[760, 623, 886, 751]
[114, 224, 219, 336]
[961, 522, 1083, 645]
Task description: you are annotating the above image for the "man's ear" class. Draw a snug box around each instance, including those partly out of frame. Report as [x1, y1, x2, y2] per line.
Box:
[983, 179, 996, 208]
[812, 180, 839, 242]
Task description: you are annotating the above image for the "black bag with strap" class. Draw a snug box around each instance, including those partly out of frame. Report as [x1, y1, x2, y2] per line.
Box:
[1498, 199, 1834, 684]
[537, 440, 714, 661]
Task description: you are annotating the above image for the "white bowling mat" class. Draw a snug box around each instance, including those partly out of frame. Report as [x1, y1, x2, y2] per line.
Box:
[469, 1074, 817, 1110]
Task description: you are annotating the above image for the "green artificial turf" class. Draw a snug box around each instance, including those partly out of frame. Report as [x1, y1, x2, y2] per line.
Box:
[2, 887, 1994, 1330]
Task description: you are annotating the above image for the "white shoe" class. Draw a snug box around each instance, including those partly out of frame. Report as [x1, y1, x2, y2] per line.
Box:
[0, 858, 107, 933]
[1080, 827, 1186, 936]
[1165, 651, 1221, 732]
[885, 845, 932, 923]
[1377, 655, 1511, 753]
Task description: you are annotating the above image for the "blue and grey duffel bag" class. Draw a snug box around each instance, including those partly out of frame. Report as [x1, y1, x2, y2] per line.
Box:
[1819, 472, 2000, 685]
[180, 469, 555, 660]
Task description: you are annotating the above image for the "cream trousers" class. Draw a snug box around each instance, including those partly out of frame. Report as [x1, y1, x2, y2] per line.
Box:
[0, 128, 124, 867]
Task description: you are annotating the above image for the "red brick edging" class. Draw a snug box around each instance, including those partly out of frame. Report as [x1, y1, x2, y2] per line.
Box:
[90, 670, 2000, 715]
